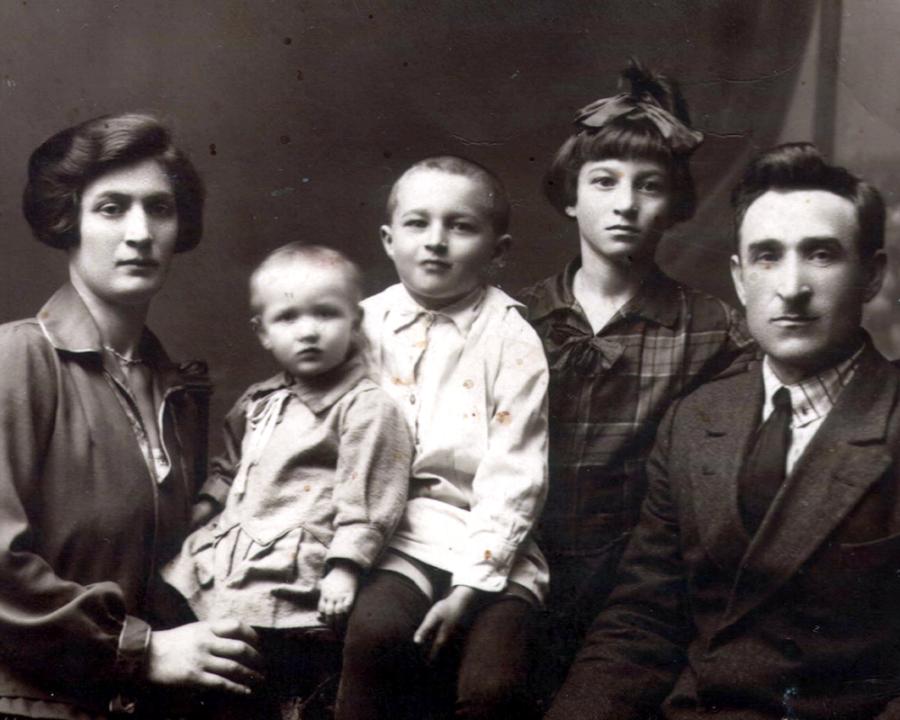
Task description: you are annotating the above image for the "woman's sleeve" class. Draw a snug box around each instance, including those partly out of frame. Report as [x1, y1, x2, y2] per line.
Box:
[453, 310, 550, 592]
[0, 324, 147, 689]
[326, 386, 413, 569]
[197, 395, 248, 508]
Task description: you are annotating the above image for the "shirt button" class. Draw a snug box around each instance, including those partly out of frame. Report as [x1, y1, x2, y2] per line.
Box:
[409, 394, 416, 405]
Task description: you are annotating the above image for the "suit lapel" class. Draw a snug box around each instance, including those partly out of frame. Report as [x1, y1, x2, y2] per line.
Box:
[689, 365, 762, 572]
[718, 347, 897, 632]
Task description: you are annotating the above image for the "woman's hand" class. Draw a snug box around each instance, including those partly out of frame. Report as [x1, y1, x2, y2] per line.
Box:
[145, 620, 264, 695]
[414, 585, 483, 662]
[318, 561, 360, 628]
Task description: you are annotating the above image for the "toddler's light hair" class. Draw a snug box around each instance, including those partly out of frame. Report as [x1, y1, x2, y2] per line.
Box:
[249, 242, 363, 316]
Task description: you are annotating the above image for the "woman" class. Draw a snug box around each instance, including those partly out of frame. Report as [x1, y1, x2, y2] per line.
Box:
[0, 113, 261, 719]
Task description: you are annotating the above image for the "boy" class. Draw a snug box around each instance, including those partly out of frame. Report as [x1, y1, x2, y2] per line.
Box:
[336, 157, 550, 720]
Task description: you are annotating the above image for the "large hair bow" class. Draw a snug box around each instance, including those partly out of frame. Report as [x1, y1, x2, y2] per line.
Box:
[575, 92, 704, 155]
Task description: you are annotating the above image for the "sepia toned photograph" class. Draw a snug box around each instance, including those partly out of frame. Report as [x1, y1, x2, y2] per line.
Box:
[0, 1, 898, 718]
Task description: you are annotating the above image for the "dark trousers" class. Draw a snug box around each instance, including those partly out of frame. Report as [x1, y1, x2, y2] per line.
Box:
[534, 542, 626, 710]
[336, 570, 539, 720]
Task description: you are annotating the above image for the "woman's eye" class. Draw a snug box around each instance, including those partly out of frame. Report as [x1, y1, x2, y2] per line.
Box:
[148, 202, 175, 217]
[451, 221, 477, 233]
[591, 176, 616, 188]
[98, 203, 124, 217]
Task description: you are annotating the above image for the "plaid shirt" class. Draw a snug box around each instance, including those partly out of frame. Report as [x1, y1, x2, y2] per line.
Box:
[520, 258, 754, 557]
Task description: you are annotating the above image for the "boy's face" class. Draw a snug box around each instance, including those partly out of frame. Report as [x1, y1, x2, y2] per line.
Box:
[253, 263, 360, 379]
[381, 169, 509, 309]
[565, 158, 673, 265]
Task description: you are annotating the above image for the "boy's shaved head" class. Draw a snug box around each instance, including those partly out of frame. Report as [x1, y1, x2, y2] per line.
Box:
[386, 156, 510, 235]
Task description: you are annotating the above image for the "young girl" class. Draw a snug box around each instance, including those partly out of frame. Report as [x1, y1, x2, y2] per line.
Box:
[519, 61, 753, 697]
[162, 243, 412, 716]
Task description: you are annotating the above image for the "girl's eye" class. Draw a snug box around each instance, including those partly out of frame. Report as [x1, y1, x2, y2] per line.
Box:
[639, 180, 665, 193]
[591, 176, 616, 188]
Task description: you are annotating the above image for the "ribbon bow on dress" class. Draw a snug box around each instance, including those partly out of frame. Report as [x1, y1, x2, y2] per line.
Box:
[575, 92, 704, 155]
[550, 324, 625, 375]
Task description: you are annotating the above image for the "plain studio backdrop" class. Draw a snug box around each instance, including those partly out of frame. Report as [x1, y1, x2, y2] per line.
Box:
[1, 0, 898, 445]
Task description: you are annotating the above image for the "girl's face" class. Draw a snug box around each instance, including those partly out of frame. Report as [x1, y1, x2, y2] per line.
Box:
[565, 158, 674, 266]
[70, 158, 179, 309]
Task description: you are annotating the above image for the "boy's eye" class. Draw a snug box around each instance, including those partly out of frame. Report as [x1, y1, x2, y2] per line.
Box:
[450, 220, 477, 233]
[403, 218, 428, 229]
[313, 305, 343, 319]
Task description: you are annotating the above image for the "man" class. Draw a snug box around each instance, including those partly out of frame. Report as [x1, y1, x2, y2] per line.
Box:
[545, 143, 900, 720]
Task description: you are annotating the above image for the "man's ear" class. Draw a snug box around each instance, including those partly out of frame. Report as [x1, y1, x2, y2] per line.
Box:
[730, 253, 747, 307]
[250, 316, 271, 350]
[863, 249, 888, 303]
[380, 225, 394, 258]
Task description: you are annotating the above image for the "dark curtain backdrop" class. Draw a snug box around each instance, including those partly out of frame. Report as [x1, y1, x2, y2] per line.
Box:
[0, 0, 816, 445]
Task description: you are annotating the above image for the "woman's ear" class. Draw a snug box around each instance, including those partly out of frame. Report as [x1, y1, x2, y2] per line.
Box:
[564, 205, 577, 219]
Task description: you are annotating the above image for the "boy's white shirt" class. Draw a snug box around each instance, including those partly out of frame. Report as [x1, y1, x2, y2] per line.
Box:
[361, 283, 550, 600]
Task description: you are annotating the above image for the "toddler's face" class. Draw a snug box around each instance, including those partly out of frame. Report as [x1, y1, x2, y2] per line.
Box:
[253, 264, 359, 379]
[381, 169, 508, 309]
[565, 158, 673, 265]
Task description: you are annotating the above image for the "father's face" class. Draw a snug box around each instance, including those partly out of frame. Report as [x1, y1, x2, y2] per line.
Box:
[731, 189, 885, 384]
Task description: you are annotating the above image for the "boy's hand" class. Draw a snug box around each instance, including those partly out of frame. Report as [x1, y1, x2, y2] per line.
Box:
[318, 561, 360, 628]
[414, 585, 482, 662]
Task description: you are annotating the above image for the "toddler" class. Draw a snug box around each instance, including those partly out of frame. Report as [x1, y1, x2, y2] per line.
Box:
[336, 156, 550, 720]
[163, 243, 412, 713]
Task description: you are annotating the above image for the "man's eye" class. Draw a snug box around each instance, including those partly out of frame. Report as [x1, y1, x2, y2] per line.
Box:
[809, 249, 836, 264]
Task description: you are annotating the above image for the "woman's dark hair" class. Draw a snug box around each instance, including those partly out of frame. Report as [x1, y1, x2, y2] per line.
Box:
[731, 142, 885, 260]
[23, 113, 205, 252]
[545, 61, 698, 224]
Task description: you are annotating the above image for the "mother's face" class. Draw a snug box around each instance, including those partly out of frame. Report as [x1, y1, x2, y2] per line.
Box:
[69, 158, 178, 308]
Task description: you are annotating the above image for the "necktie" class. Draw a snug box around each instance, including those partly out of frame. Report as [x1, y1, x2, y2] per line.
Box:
[739, 387, 793, 534]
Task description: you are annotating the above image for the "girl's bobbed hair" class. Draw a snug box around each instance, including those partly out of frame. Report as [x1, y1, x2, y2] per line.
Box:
[545, 60, 701, 224]
[23, 112, 205, 252]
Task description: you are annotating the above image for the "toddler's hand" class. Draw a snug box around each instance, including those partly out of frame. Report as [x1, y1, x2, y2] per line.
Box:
[318, 561, 360, 627]
[190, 497, 221, 529]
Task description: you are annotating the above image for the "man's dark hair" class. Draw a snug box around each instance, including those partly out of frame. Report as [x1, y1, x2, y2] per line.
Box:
[731, 142, 885, 260]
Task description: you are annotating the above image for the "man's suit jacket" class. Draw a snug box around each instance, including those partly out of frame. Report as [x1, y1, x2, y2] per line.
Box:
[546, 343, 900, 720]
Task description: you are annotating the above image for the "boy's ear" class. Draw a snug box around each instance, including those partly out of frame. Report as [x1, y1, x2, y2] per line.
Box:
[380, 225, 395, 258]
[492, 234, 512, 266]
[250, 316, 272, 349]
